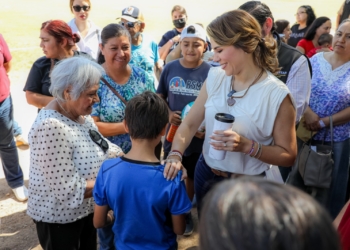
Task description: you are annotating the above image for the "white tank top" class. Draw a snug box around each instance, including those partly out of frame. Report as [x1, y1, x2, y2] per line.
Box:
[203, 67, 294, 175]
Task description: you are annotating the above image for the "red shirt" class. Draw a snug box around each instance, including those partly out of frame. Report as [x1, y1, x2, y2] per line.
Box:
[297, 39, 315, 57]
[0, 34, 12, 102]
[338, 203, 350, 250]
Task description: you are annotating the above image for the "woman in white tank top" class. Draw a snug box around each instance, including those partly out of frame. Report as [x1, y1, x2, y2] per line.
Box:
[163, 10, 297, 214]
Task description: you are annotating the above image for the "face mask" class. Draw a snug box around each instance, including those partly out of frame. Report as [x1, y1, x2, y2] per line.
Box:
[173, 18, 186, 29]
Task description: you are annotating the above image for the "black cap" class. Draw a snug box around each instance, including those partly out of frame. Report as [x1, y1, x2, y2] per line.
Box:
[215, 113, 235, 123]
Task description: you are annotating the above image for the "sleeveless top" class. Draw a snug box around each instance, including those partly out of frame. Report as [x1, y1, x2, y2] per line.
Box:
[202, 67, 294, 175]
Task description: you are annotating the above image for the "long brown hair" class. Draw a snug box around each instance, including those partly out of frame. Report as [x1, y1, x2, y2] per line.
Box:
[207, 9, 279, 74]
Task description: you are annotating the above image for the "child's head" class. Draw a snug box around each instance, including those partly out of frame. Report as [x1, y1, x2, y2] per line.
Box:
[180, 24, 208, 63]
[200, 177, 341, 250]
[318, 33, 333, 48]
[125, 91, 169, 140]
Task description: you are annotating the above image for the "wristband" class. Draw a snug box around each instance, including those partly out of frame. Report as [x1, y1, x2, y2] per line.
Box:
[245, 140, 255, 155]
[319, 120, 326, 128]
[171, 150, 183, 157]
[167, 151, 183, 162]
[251, 143, 261, 158]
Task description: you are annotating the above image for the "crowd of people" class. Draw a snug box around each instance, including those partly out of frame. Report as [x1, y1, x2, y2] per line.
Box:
[2, 0, 350, 249]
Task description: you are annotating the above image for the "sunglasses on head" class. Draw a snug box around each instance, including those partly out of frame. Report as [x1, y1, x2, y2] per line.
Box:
[72, 5, 90, 12]
[89, 129, 109, 153]
[120, 21, 139, 28]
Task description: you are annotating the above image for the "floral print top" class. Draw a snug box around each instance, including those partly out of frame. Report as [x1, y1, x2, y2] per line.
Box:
[91, 66, 153, 152]
[309, 53, 350, 142]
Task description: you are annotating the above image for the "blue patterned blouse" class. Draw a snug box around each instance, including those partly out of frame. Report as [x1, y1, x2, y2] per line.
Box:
[309, 53, 350, 142]
[91, 66, 153, 152]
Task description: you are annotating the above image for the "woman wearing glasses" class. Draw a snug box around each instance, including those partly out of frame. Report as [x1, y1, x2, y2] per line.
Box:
[288, 5, 316, 47]
[68, 0, 101, 60]
[27, 56, 123, 250]
[24, 20, 92, 110]
[163, 10, 296, 215]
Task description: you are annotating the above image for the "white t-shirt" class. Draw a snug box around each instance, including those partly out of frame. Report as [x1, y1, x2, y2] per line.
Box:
[203, 67, 293, 175]
[68, 19, 101, 60]
[27, 109, 122, 223]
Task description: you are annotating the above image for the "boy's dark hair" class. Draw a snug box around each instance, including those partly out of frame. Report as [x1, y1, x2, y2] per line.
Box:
[318, 33, 333, 46]
[125, 91, 169, 140]
[200, 177, 342, 250]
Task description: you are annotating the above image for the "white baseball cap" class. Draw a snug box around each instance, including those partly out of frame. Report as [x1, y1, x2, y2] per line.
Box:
[180, 24, 207, 42]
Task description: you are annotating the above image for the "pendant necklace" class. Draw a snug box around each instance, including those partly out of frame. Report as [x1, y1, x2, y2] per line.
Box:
[227, 69, 264, 106]
[56, 99, 81, 124]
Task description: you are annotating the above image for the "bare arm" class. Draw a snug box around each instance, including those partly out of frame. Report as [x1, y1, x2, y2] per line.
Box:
[84, 180, 95, 198]
[304, 105, 350, 131]
[159, 35, 181, 61]
[163, 81, 207, 180]
[296, 46, 305, 54]
[170, 80, 207, 153]
[210, 95, 297, 166]
[4, 61, 11, 73]
[25, 91, 54, 108]
[159, 41, 174, 61]
[93, 205, 114, 228]
[166, 44, 181, 64]
[171, 214, 186, 235]
[92, 116, 127, 137]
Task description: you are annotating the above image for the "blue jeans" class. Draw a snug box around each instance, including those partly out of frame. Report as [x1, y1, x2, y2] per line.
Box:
[327, 138, 350, 218]
[194, 155, 225, 218]
[13, 120, 22, 137]
[97, 224, 115, 250]
[0, 96, 24, 188]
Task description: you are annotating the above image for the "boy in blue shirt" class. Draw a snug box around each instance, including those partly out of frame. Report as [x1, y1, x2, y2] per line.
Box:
[93, 91, 191, 250]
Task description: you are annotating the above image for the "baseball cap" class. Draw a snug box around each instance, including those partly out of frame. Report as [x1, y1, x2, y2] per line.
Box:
[180, 24, 206, 42]
[117, 6, 145, 23]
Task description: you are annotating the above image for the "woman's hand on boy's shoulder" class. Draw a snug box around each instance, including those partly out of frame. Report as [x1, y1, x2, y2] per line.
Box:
[164, 156, 187, 181]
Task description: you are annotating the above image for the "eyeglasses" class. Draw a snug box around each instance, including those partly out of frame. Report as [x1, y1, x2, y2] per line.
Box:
[295, 11, 306, 16]
[89, 129, 109, 153]
[72, 5, 90, 12]
[120, 21, 139, 28]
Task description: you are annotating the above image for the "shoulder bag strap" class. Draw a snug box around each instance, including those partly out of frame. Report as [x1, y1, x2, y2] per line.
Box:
[330, 115, 333, 150]
[100, 78, 127, 106]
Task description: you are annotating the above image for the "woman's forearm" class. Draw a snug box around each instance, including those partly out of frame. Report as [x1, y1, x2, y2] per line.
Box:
[94, 121, 127, 137]
[171, 121, 200, 154]
[321, 107, 350, 127]
[166, 44, 181, 64]
[159, 41, 173, 61]
[25, 91, 54, 108]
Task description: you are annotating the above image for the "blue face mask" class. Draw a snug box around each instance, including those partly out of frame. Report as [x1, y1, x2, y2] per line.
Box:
[173, 18, 186, 29]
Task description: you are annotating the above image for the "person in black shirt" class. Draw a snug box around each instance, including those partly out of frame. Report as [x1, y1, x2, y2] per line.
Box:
[24, 20, 91, 110]
[288, 5, 316, 47]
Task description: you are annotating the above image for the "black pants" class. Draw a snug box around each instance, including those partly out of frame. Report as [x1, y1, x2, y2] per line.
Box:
[35, 213, 96, 250]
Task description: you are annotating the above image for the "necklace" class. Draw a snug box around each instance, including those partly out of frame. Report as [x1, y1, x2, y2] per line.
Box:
[56, 99, 81, 124]
[227, 69, 264, 106]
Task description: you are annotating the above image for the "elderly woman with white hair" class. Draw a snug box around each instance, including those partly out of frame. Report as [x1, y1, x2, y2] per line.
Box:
[27, 56, 123, 250]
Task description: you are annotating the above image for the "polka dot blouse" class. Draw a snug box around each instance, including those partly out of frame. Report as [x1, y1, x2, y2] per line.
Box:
[27, 109, 123, 223]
